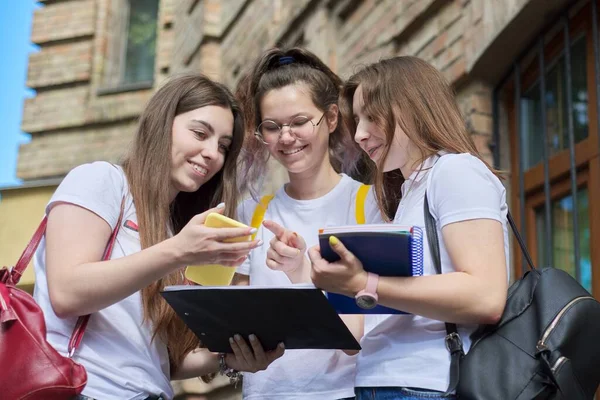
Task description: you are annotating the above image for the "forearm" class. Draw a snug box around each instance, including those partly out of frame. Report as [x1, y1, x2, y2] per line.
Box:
[49, 237, 184, 317]
[172, 348, 220, 380]
[368, 272, 504, 325]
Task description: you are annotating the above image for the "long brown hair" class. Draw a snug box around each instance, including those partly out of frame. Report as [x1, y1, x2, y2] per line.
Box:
[122, 73, 244, 368]
[236, 47, 369, 198]
[340, 56, 498, 220]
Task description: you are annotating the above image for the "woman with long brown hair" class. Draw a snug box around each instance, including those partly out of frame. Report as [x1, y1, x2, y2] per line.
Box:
[308, 56, 510, 399]
[231, 47, 377, 400]
[32, 73, 284, 399]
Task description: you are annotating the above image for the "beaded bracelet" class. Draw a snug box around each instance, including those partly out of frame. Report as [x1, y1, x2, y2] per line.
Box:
[219, 353, 242, 388]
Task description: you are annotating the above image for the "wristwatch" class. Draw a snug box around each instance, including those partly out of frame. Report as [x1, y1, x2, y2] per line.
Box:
[355, 272, 379, 309]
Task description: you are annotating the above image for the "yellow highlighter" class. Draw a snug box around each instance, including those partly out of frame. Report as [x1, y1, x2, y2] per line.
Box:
[184, 213, 251, 286]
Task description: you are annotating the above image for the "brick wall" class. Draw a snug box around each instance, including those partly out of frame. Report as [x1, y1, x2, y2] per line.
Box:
[17, 121, 137, 179]
[168, 0, 531, 193]
[31, 0, 96, 44]
[18, 0, 534, 181]
[18, 0, 172, 180]
[27, 41, 93, 88]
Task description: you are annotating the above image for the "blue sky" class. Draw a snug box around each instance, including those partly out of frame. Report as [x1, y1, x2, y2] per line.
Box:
[0, 1, 38, 187]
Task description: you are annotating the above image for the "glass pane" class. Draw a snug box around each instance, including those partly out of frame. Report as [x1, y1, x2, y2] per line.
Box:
[535, 187, 592, 292]
[545, 36, 588, 157]
[123, 0, 159, 85]
[520, 83, 543, 168]
[520, 36, 588, 170]
[571, 37, 589, 143]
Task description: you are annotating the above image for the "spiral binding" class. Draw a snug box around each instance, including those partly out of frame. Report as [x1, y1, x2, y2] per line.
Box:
[410, 226, 424, 276]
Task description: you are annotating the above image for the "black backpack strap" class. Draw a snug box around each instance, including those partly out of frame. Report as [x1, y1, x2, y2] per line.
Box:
[424, 192, 464, 396]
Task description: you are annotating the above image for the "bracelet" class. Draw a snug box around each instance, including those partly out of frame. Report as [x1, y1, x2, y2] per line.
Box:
[219, 353, 242, 388]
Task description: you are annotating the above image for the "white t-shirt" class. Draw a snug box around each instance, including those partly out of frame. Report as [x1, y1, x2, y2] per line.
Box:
[357, 153, 510, 392]
[236, 174, 379, 400]
[33, 162, 173, 400]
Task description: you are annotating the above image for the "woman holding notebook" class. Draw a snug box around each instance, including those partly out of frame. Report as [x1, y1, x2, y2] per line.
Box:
[231, 47, 379, 400]
[308, 56, 510, 399]
[32, 74, 284, 399]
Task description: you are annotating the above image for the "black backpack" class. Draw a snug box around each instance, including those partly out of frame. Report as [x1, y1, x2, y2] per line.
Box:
[424, 193, 600, 399]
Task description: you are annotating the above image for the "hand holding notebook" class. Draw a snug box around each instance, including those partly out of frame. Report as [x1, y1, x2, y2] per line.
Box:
[309, 224, 423, 314]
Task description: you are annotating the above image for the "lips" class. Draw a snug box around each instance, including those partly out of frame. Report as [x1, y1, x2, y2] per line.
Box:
[188, 161, 208, 176]
[366, 145, 382, 158]
[279, 145, 308, 156]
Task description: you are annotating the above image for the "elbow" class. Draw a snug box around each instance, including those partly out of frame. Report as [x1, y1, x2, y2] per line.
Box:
[49, 289, 81, 319]
[475, 294, 506, 325]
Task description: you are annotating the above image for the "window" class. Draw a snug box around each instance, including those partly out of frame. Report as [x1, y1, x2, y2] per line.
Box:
[101, 0, 159, 92]
[498, 0, 599, 295]
[520, 35, 588, 169]
[122, 0, 159, 85]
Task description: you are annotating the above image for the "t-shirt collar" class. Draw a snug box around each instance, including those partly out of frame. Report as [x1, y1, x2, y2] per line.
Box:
[406, 150, 448, 183]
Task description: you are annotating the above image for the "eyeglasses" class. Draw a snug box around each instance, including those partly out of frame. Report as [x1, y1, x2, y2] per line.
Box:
[255, 113, 326, 145]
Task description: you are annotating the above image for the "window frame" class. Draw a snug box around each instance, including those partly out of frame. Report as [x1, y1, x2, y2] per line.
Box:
[97, 0, 159, 95]
[500, 0, 600, 297]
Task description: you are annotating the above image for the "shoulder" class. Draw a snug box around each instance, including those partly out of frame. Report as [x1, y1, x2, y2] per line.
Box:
[430, 153, 500, 189]
[63, 161, 124, 188]
[433, 153, 488, 173]
[341, 174, 367, 195]
[48, 161, 125, 229]
[428, 153, 506, 225]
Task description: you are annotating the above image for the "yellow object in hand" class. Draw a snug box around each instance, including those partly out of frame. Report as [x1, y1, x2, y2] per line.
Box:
[185, 213, 251, 286]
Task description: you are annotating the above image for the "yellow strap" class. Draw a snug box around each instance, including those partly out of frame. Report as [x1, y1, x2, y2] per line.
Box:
[355, 184, 371, 225]
[250, 185, 369, 236]
[250, 195, 274, 239]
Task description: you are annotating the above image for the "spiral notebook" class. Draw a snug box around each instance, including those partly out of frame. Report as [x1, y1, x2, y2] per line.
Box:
[318, 224, 423, 314]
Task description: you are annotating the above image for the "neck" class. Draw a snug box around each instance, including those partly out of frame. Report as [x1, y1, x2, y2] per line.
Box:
[285, 155, 341, 200]
[169, 185, 178, 204]
[399, 145, 424, 179]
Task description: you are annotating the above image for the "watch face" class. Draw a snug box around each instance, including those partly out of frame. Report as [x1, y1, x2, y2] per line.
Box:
[356, 295, 377, 309]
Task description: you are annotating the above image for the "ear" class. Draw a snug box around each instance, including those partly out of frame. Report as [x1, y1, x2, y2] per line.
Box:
[325, 104, 339, 134]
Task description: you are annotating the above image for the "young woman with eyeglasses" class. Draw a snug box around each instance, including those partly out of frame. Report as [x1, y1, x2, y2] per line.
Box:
[231, 47, 378, 400]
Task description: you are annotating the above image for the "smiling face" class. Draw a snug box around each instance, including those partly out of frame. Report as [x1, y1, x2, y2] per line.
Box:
[352, 85, 413, 174]
[170, 105, 234, 197]
[259, 83, 336, 175]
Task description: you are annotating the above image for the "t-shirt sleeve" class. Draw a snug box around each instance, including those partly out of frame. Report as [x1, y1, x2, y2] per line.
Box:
[235, 198, 257, 276]
[47, 162, 124, 231]
[428, 154, 505, 228]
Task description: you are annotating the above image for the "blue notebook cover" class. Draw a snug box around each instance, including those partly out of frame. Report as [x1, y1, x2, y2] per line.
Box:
[318, 226, 423, 314]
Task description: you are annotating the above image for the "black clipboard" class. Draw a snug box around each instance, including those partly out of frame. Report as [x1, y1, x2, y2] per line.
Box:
[161, 284, 361, 353]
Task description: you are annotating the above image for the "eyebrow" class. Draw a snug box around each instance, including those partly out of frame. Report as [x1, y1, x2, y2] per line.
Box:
[261, 112, 312, 122]
[190, 119, 215, 134]
[190, 119, 233, 141]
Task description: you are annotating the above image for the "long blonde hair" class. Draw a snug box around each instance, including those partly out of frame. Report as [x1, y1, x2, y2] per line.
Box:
[122, 74, 244, 368]
[341, 56, 498, 220]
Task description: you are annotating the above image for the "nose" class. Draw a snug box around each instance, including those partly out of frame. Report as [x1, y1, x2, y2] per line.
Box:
[278, 126, 295, 145]
[354, 121, 370, 144]
[201, 138, 219, 160]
